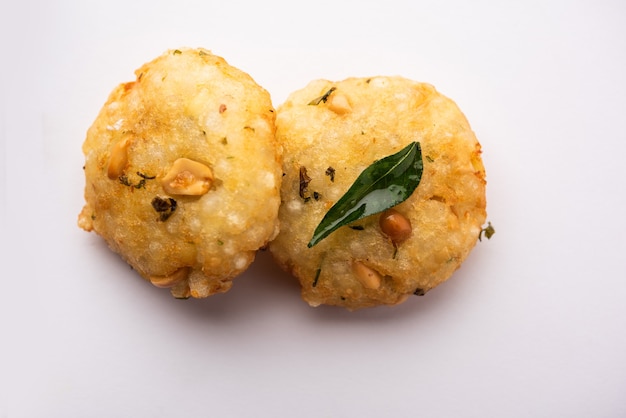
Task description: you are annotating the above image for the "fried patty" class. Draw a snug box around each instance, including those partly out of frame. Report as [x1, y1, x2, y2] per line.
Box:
[78, 48, 282, 298]
[268, 76, 486, 310]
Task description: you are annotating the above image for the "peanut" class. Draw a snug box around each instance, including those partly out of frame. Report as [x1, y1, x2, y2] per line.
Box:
[351, 261, 382, 290]
[328, 93, 352, 115]
[149, 267, 189, 288]
[107, 138, 130, 179]
[161, 158, 214, 195]
[379, 208, 412, 244]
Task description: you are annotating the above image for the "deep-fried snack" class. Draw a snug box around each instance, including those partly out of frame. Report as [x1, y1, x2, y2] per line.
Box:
[268, 76, 486, 310]
[78, 48, 281, 298]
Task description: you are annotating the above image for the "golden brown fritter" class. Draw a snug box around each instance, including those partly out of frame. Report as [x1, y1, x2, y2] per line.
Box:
[268, 76, 486, 310]
[78, 48, 282, 298]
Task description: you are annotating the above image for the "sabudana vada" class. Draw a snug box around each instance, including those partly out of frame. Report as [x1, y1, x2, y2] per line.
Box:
[268, 76, 487, 310]
[78, 48, 282, 299]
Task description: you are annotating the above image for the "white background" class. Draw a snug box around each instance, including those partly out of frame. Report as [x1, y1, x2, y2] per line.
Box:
[1, 1, 625, 417]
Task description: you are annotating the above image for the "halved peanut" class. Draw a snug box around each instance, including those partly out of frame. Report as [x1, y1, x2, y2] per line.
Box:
[161, 158, 214, 195]
[328, 93, 352, 115]
[351, 261, 382, 290]
[379, 208, 412, 244]
[149, 267, 189, 288]
[107, 138, 130, 179]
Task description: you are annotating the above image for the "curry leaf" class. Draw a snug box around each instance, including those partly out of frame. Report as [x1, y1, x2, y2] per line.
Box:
[308, 141, 423, 247]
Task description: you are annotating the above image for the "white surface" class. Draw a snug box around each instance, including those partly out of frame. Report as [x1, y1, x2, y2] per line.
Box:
[1, 1, 625, 417]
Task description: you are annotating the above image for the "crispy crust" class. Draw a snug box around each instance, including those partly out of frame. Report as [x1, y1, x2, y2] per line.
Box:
[268, 76, 486, 310]
[78, 48, 282, 298]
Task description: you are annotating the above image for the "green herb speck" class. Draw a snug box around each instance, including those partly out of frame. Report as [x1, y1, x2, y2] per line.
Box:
[312, 268, 321, 287]
[479, 222, 495, 241]
[308, 87, 336, 105]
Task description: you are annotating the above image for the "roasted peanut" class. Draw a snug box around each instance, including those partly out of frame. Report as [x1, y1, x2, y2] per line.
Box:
[107, 138, 130, 179]
[149, 267, 189, 288]
[161, 158, 214, 195]
[379, 208, 412, 244]
[351, 261, 382, 290]
[328, 93, 352, 115]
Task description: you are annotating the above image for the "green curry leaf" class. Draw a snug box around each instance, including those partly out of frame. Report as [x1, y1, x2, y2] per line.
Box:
[308, 141, 423, 247]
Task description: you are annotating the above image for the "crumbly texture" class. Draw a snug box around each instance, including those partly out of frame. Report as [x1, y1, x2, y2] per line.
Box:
[268, 77, 486, 310]
[78, 48, 282, 298]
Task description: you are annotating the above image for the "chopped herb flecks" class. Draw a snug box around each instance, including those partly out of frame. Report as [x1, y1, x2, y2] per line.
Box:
[137, 172, 155, 180]
[119, 172, 155, 189]
[308, 87, 336, 105]
[299, 166, 312, 200]
[299, 167, 323, 202]
[325, 166, 336, 182]
[312, 268, 321, 287]
[119, 175, 132, 187]
[479, 222, 495, 241]
[151, 196, 177, 222]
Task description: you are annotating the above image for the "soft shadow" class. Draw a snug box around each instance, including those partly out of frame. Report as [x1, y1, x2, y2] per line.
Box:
[298, 248, 491, 326]
[301, 280, 458, 325]
[86, 233, 488, 329]
[146, 249, 305, 323]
